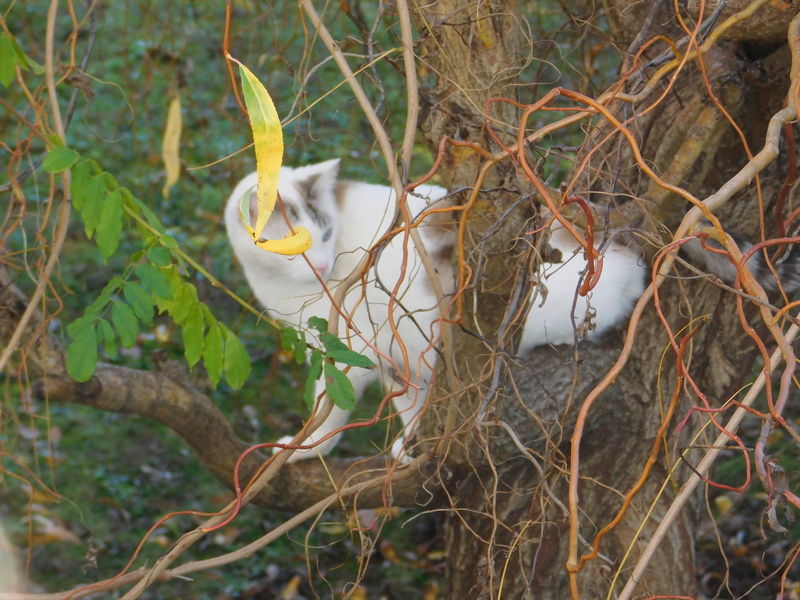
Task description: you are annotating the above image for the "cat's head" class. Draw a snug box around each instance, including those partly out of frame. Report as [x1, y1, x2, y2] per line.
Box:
[230, 159, 341, 282]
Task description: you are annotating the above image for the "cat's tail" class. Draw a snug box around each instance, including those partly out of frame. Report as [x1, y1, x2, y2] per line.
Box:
[682, 223, 800, 294]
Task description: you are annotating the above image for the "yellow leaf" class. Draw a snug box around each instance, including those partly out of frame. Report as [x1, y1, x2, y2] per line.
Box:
[350, 586, 368, 600]
[229, 55, 283, 240]
[254, 226, 312, 255]
[279, 574, 301, 600]
[161, 94, 182, 198]
[714, 494, 732, 514]
[424, 583, 440, 600]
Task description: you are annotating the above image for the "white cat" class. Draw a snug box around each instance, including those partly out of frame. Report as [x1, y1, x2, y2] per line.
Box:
[520, 224, 645, 351]
[225, 159, 451, 461]
[226, 162, 647, 461]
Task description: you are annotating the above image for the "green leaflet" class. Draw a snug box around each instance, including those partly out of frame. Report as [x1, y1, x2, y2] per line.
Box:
[279, 326, 307, 365]
[223, 326, 251, 390]
[203, 323, 224, 388]
[320, 332, 375, 369]
[136, 263, 173, 300]
[308, 316, 327, 332]
[42, 146, 80, 174]
[170, 282, 197, 325]
[81, 175, 107, 239]
[123, 282, 154, 326]
[0, 34, 16, 87]
[98, 318, 117, 360]
[182, 303, 205, 368]
[66, 325, 98, 383]
[96, 189, 124, 260]
[70, 160, 92, 211]
[304, 349, 324, 409]
[67, 313, 97, 339]
[111, 301, 139, 349]
[279, 326, 298, 351]
[324, 362, 355, 411]
[146, 246, 171, 267]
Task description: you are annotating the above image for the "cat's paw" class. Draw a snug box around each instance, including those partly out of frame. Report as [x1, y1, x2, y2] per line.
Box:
[391, 437, 414, 465]
[272, 434, 339, 462]
[273, 435, 315, 463]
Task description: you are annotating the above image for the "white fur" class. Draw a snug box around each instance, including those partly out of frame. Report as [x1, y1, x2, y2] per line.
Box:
[519, 226, 645, 350]
[0, 522, 20, 593]
[226, 160, 450, 461]
[226, 162, 646, 461]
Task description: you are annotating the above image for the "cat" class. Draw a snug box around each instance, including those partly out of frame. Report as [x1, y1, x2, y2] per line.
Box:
[225, 159, 452, 461]
[226, 162, 649, 461]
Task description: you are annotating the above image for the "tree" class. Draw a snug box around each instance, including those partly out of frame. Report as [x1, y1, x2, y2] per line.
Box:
[2, 0, 800, 598]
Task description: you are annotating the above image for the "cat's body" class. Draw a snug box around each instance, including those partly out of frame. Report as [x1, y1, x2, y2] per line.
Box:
[225, 160, 451, 460]
[226, 161, 647, 460]
[520, 226, 645, 350]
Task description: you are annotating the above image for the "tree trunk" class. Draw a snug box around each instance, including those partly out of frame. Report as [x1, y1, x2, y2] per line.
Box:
[411, 0, 794, 597]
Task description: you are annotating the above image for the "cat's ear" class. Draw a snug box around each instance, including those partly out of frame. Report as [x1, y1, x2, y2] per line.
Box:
[308, 159, 340, 194]
[295, 159, 340, 203]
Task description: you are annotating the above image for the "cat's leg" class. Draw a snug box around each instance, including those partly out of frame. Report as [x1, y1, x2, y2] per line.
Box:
[275, 368, 375, 462]
[382, 367, 430, 462]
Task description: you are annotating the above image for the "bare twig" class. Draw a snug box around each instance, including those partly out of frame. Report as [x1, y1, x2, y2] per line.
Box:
[0, 0, 72, 374]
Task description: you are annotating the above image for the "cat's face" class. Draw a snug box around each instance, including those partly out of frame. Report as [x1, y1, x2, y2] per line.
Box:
[247, 159, 341, 281]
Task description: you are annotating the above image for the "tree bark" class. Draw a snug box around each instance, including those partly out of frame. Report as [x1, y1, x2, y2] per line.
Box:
[409, 0, 794, 598]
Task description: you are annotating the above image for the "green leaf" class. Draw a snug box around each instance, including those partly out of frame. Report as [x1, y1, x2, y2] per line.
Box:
[293, 332, 307, 365]
[318, 331, 375, 368]
[67, 325, 98, 382]
[123, 282, 154, 326]
[129, 195, 165, 234]
[160, 234, 178, 249]
[98, 318, 117, 360]
[0, 34, 18, 87]
[182, 303, 205, 368]
[325, 347, 375, 369]
[279, 326, 307, 364]
[70, 160, 92, 211]
[146, 246, 171, 267]
[67, 314, 97, 339]
[319, 331, 348, 352]
[223, 326, 251, 390]
[84, 276, 123, 315]
[304, 349, 324, 409]
[203, 323, 224, 388]
[136, 263, 173, 300]
[8, 34, 43, 74]
[42, 146, 80, 174]
[81, 175, 107, 238]
[308, 316, 328, 332]
[96, 189, 124, 260]
[112, 301, 139, 349]
[324, 362, 355, 411]
[169, 282, 197, 325]
[102, 172, 120, 191]
[279, 326, 298, 352]
[200, 304, 218, 328]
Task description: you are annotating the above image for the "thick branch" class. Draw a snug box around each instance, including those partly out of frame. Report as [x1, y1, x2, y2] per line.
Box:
[0, 281, 430, 511]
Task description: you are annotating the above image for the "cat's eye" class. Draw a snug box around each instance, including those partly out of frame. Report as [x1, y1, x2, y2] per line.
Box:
[322, 228, 333, 242]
